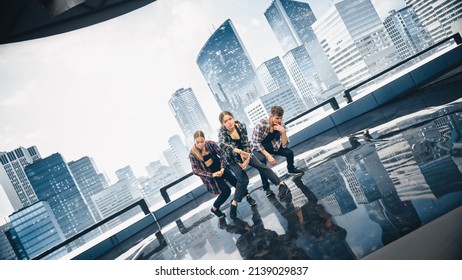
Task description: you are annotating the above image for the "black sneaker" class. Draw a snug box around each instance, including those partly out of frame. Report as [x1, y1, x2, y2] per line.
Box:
[288, 167, 304, 175]
[211, 208, 226, 219]
[246, 195, 257, 207]
[278, 182, 290, 198]
[264, 188, 275, 197]
[229, 204, 237, 220]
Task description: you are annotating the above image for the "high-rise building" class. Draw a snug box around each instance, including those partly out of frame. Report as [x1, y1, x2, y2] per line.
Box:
[197, 19, 264, 124]
[264, 0, 341, 92]
[406, 0, 462, 43]
[0, 146, 41, 211]
[115, 165, 139, 186]
[244, 99, 269, 127]
[169, 88, 213, 146]
[68, 156, 108, 222]
[24, 153, 95, 242]
[282, 45, 321, 107]
[261, 85, 306, 121]
[385, 7, 434, 59]
[0, 223, 17, 260]
[92, 178, 142, 230]
[146, 160, 162, 178]
[257, 56, 307, 120]
[8, 201, 67, 259]
[312, 0, 400, 89]
[168, 134, 191, 174]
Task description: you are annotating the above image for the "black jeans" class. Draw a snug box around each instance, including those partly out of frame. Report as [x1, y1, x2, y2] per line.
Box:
[255, 144, 295, 171]
[212, 168, 235, 209]
[248, 154, 282, 190]
[228, 163, 250, 202]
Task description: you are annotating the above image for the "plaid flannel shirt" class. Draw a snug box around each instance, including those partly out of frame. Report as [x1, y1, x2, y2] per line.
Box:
[251, 118, 289, 152]
[218, 121, 251, 164]
[189, 140, 228, 194]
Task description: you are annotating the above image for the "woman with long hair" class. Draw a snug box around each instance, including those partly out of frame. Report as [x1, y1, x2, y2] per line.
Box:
[189, 130, 256, 220]
[218, 111, 289, 198]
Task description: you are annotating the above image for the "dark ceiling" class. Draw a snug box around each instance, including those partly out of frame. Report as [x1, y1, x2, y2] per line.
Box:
[0, 0, 157, 45]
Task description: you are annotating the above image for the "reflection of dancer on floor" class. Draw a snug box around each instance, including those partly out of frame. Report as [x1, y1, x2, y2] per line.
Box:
[189, 131, 255, 220]
[219, 207, 310, 260]
[269, 176, 347, 241]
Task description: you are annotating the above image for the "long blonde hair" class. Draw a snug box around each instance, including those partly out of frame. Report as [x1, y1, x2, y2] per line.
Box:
[191, 131, 208, 161]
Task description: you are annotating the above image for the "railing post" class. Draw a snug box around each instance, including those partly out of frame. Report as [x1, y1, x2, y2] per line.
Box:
[343, 90, 353, 103]
[454, 33, 462, 45]
[330, 98, 340, 110]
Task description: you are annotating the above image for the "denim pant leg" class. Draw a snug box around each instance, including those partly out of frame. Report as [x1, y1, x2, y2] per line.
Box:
[249, 154, 281, 187]
[228, 163, 250, 202]
[271, 146, 295, 170]
[213, 178, 231, 209]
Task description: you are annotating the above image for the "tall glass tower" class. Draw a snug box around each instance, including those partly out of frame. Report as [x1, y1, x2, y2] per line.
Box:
[264, 0, 341, 91]
[68, 156, 108, 222]
[196, 19, 264, 124]
[168, 87, 213, 145]
[257, 56, 307, 118]
[24, 153, 95, 243]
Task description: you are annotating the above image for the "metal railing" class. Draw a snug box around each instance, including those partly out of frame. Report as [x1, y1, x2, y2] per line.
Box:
[33, 199, 154, 260]
[342, 33, 462, 103]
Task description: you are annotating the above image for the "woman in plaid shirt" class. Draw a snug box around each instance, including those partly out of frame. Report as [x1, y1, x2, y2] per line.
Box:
[189, 131, 256, 220]
[218, 111, 289, 199]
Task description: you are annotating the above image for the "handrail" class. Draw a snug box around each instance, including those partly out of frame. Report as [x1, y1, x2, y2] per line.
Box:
[342, 32, 462, 103]
[285, 97, 339, 125]
[33, 198, 153, 260]
[160, 172, 194, 203]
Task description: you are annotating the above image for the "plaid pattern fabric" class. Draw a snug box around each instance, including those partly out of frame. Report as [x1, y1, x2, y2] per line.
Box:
[218, 121, 251, 163]
[189, 140, 228, 194]
[251, 118, 289, 152]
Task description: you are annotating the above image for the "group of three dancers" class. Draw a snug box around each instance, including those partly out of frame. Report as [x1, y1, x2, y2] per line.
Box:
[189, 106, 303, 220]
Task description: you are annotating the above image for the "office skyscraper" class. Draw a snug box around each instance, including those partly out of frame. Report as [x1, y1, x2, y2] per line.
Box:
[168, 134, 190, 174]
[68, 156, 108, 222]
[24, 153, 95, 242]
[92, 178, 142, 230]
[406, 0, 462, 43]
[0, 146, 41, 211]
[169, 87, 213, 146]
[197, 19, 264, 124]
[257, 56, 306, 119]
[8, 201, 67, 259]
[265, 0, 341, 92]
[384, 7, 434, 59]
[282, 45, 320, 107]
[312, 0, 400, 89]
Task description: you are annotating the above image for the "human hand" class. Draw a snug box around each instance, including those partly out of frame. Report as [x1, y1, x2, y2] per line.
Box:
[212, 170, 223, 177]
[240, 151, 250, 161]
[267, 154, 276, 165]
[240, 157, 250, 169]
[273, 124, 285, 133]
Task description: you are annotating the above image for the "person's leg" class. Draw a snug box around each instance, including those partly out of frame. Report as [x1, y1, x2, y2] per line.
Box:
[211, 179, 231, 218]
[249, 154, 285, 197]
[264, 144, 302, 174]
[227, 164, 253, 204]
[251, 151, 270, 192]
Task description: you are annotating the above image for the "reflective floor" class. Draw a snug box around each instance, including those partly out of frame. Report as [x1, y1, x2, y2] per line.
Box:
[120, 68, 462, 260]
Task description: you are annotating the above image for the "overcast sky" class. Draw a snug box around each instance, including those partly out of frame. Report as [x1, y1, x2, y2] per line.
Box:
[0, 0, 405, 223]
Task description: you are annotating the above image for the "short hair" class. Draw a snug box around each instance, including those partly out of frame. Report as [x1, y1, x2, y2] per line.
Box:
[270, 106, 284, 117]
[219, 111, 234, 124]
